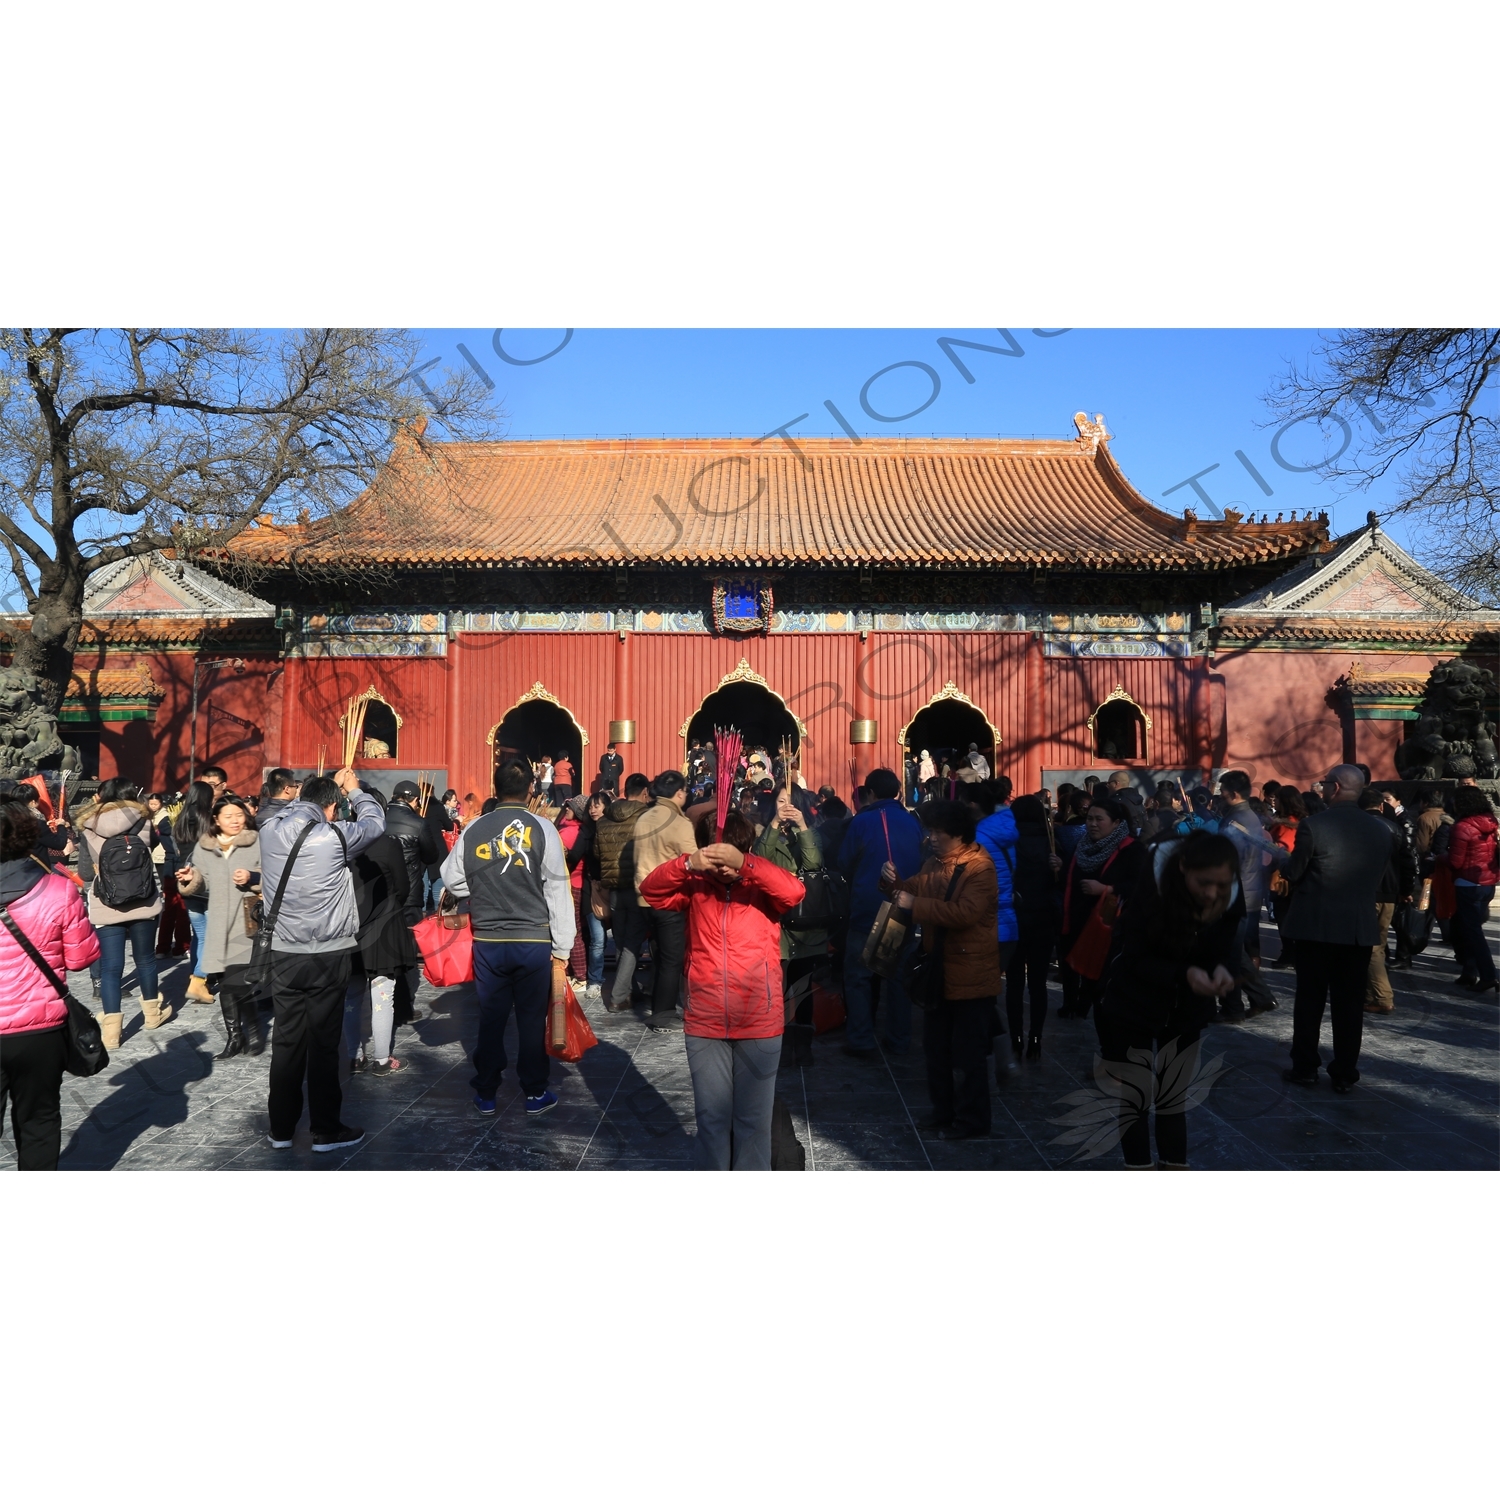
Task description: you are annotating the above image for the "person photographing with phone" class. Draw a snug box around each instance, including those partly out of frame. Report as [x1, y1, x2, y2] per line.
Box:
[754, 784, 830, 1067]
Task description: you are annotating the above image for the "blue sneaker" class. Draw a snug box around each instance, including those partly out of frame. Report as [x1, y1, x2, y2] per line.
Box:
[524, 1090, 558, 1118]
[473, 1094, 496, 1116]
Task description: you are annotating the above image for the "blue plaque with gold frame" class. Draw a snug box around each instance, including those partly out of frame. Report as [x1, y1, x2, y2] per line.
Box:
[711, 577, 773, 634]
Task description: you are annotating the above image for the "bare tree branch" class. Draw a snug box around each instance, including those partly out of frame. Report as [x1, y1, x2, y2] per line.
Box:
[1265, 328, 1500, 602]
[0, 327, 505, 717]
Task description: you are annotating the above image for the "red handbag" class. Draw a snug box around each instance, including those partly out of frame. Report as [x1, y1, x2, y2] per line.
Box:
[546, 979, 599, 1063]
[1065, 891, 1120, 981]
[413, 909, 474, 987]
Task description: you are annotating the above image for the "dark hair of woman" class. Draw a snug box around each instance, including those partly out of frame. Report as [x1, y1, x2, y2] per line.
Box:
[0, 800, 41, 861]
[1274, 785, 1307, 820]
[174, 779, 215, 848]
[1453, 786, 1494, 822]
[1010, 793, 1049, 830]
[1148, 832, 1240, 954]
[917, 797, 978, 844]
[96, 777, 143, 805]
[1089, 797, 1130, 828]
[1065, 790, 1090, 821]
[211, 795, 251, 828]
[696, 809, 758, 854]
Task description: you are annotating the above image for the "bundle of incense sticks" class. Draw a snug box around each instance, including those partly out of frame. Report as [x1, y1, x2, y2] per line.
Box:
[714, 725, 742, 839]
[342, 693, 370, 769]
[417, 775, 433, 817]
[317, 744, 327, 776]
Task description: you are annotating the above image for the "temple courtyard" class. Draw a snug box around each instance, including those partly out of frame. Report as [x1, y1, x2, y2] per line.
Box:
[12, 916, 1497, 1172]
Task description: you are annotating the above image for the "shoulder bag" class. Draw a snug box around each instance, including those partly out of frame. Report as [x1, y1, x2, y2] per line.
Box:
[0, 900, 108, 1077]
[782, 833, 850, 931]
[1064, 847, 1128, 982]
[246, 821, 317, 988]
[902, 865, 965, 1012]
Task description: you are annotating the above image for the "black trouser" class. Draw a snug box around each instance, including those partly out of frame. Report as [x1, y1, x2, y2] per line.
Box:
[1094, 1011, 1199, 1166]
[651, 907, 685, 1018]
[471, 940, 552, 1099]
[1290, 940, 1370, 1084]
[924, 996, 994, 1134]
[1007, 927, 1054, 1040]
[268, 949, 353, 1140]
[0, 1024, 67, 1171]
[1452, 885, 1497, 985]
[780, 954, 822, 1068]
[1061, 960, 1103, 1017]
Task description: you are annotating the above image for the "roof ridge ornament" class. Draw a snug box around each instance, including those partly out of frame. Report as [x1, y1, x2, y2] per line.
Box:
[1073, 412, 1111, 452]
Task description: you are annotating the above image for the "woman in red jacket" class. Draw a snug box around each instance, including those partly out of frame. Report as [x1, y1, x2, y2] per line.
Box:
[1444, 786, 1498, 992]
[640, 810, 805, 1170]
[0, 801, 102, 1170]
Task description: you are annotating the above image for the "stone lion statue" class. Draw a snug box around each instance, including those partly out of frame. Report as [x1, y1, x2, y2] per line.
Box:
[0, 664, 66, 773]
[1394, 659, 1499, 780]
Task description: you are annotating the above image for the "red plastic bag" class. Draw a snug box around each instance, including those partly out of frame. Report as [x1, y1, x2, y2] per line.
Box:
[1431, 863, 1457, 922]
[546, 979, 599, 1063]
[811, 978, 846, 1034]
[442, 828, 460, 852]
[413, 910, 474, 987]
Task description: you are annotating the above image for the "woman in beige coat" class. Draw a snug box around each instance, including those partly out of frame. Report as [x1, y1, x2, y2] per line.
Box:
[176, 796, 262, 1058]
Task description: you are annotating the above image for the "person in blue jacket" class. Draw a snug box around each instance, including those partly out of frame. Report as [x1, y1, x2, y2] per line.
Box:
[974, 776, 1020, 950]
[838, 768, 924, 1056]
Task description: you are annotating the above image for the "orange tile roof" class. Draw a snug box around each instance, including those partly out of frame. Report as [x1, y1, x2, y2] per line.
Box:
[223, 424, 1328, 573]
[65, 666, 162, 700]
[5, 618, 274, 648]
[1217, 615, 1499, 645]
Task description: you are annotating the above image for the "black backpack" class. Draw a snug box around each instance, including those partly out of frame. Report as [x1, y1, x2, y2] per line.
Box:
[94, 815, 158, 911]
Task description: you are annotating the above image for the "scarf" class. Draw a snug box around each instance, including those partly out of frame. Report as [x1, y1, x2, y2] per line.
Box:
[1073, 818, 1130, 874]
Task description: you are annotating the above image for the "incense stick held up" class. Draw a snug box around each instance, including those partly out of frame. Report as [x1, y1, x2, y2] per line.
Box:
[713, 725, 742, 840]
[342, 693, 369, 769]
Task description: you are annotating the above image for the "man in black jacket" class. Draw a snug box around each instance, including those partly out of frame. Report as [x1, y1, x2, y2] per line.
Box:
[345, 791, 420, 1076]
[1358, 787, 1417, 1012]
[386, 782, 444, 923]
[385, 780, 444, 1025]
[598, 743, 624, 796]
[1281, 765, 1400, 1093]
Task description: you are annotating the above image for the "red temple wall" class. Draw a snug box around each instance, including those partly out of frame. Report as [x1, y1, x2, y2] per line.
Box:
[81, 649, 278, 793]
[1211, 648, 1449, 787]
[83, 636, 1452, 799]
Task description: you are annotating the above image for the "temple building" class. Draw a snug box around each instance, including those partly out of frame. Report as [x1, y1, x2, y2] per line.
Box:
[12, 413, 1497, 796]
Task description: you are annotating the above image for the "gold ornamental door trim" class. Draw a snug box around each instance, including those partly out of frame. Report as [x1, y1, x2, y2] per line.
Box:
[678, 657, 810, 743]
[487, 681, 590, 751]
[896, 680, 1001, 751]
[1086, 683, 1152, 759]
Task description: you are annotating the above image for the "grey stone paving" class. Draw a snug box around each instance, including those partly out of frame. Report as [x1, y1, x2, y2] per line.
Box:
[6, 914, 1496, 1171]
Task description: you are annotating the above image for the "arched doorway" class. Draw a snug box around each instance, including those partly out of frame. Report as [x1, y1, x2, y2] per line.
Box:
[899, 681, 999, 787]
[1088, 685, 1151, 763]
[683, 660, 806, 766]
[488, 683, 588, 795]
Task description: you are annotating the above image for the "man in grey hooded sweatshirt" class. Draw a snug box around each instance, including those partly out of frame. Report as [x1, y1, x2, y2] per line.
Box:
[259, 767, 385, 1152]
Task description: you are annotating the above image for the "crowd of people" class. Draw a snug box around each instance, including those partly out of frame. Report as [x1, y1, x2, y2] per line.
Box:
[0, 746, 1494, 1172]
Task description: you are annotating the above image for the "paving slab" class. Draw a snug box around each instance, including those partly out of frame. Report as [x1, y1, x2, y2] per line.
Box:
[5, 913, 1496, 1172]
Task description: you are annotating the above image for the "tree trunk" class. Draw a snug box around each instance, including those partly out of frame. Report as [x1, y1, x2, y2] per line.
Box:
[0, 581, 83, 775]
[12, 586, 84, 715]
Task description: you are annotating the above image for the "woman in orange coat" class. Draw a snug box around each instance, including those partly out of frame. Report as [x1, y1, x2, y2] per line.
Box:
[883, 798, 1001, 1140]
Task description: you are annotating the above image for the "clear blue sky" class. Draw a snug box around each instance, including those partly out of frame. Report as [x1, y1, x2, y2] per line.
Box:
[412, 328, 1419, 552]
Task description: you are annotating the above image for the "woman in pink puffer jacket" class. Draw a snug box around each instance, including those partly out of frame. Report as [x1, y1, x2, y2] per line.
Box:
[0, 801, 101, 1170]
